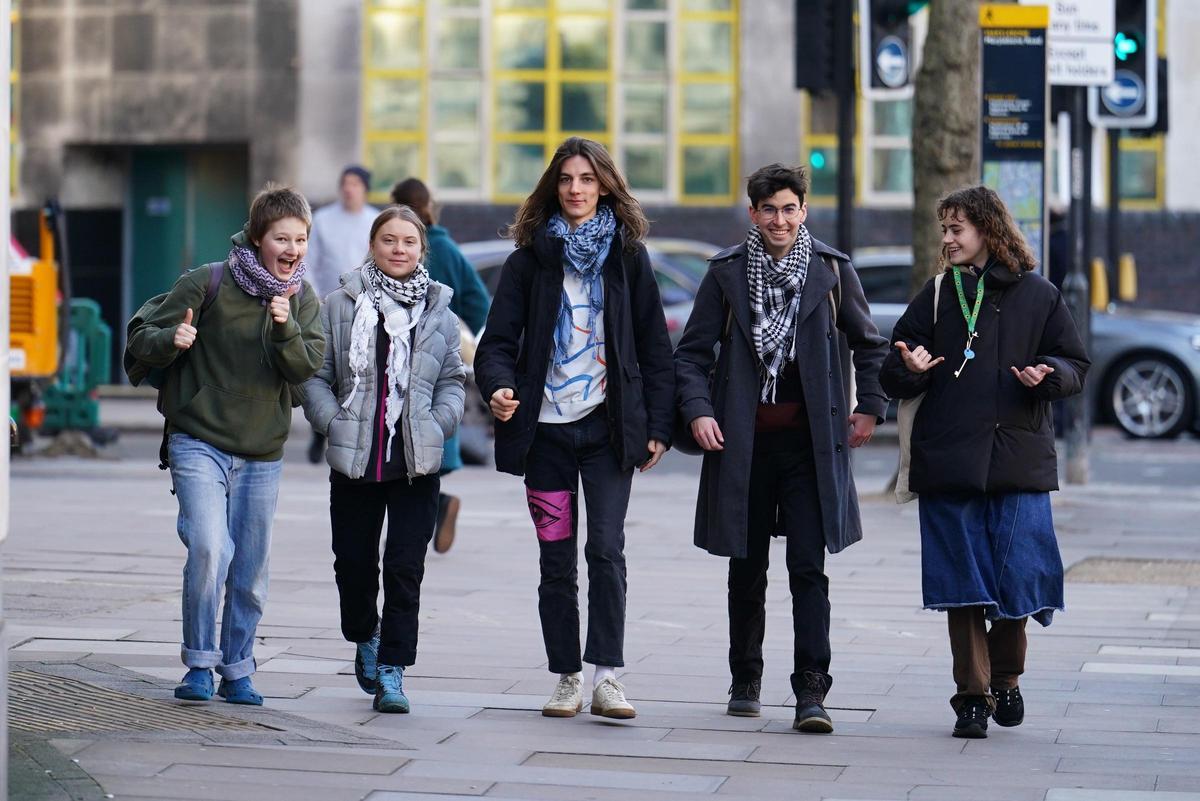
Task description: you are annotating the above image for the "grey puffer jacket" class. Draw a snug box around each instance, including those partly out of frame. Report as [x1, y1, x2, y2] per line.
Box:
[302, 270, 466, 479]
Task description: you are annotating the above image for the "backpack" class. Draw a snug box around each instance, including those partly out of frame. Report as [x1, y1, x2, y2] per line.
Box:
[123, 262, 225, 472]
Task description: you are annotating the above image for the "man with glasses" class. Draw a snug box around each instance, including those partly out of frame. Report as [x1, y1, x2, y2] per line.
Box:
[674, 163, 888, 733]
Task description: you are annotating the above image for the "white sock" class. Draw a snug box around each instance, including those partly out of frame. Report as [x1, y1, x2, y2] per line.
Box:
[593, 666, 616, 689]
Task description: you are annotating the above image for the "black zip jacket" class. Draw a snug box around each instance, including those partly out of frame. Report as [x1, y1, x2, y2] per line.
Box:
[474, 224, 676, 476]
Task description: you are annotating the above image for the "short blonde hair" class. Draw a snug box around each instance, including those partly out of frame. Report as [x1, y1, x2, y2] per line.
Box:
[248, 183, 312, 244]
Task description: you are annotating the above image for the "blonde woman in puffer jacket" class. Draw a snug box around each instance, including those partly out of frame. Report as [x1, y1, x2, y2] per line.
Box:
[302, 205, 466, 714]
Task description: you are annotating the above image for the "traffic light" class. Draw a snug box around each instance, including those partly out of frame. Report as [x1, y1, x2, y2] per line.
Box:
[795, 0, 836, 93]
[860, 0, 913, 95]
[1090, 0, 1157, 128]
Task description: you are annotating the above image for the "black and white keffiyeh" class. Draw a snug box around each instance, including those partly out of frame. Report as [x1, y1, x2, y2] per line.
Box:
[342, 260, 430, 460]
[746, 224, 814, 402]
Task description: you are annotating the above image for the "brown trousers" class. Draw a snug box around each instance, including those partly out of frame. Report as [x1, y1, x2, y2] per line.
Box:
[947, 607, 1027, 711]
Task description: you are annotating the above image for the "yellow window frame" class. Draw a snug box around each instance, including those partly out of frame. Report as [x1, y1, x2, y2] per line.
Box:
[675, 1, 739, 206]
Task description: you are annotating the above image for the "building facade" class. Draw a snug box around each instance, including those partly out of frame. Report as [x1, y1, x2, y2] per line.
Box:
[13, 0, 1200, 365]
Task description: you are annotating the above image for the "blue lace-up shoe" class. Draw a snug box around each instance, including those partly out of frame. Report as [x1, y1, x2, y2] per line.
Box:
[355, 628, 381, 694]
[173, 668, 213, 701]
[373, 664, 410, 713]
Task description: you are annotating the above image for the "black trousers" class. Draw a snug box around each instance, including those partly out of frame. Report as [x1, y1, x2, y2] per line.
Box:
[329, 474, 439, 667]
[524, 408, 634, 674]
[728, 431, 832, 698]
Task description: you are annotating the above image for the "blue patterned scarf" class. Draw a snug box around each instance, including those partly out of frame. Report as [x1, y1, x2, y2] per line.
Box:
[546, 204, 616, 368]
[228, 244, 307, 300]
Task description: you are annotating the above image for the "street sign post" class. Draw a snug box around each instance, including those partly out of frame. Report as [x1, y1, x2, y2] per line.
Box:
[1022, 0, 1115, 86]
[979, 4, 1050, 270]
[859, 0, 913, 98]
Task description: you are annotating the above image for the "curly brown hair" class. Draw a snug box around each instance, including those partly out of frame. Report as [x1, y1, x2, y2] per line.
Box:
[936, 185, 1036, 273]
[506, 137, 648, 251]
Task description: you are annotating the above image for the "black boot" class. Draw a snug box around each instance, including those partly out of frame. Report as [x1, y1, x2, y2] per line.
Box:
[953, 697, 990, 739]
[727, 678, 762, 717]
[991, 685, 1024, 727]
[792, 670, 832, 734]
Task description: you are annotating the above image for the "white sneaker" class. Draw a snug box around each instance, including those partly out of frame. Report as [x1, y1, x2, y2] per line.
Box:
[590, 676, 636, 719]
[542, 675, 584, 718]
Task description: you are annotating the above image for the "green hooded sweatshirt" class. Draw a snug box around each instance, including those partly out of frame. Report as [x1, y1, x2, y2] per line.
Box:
[126, 231, 325, 460]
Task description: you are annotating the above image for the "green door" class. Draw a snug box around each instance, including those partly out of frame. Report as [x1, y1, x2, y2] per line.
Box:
[128, 146, 249, 307]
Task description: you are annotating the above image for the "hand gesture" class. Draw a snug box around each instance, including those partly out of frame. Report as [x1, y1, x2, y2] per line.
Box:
[173, 308, 197, 350]
[490, 388, 520, 422]
[847, 412, 876, 448]
[690, 416, 724, 451]
[1010, 364, 1054, 387]
[640, 439, 667, 472]
[269, 286, 297, 324]
[895, 341, 944, 374]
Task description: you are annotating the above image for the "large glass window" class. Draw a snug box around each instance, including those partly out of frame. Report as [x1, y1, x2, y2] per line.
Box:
[362, 0, 739, 203]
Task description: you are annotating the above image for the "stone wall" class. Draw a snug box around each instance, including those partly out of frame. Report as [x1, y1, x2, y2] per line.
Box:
[16, 0, 300, 205]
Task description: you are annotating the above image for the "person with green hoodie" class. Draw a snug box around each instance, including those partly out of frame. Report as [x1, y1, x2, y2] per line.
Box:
[126, 184, 325, 706]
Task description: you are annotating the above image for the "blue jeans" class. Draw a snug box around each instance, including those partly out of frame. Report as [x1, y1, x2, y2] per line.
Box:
[168, 432, 281, 680]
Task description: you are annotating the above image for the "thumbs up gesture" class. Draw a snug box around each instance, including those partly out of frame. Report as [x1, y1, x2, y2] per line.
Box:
[173, 308, 197, 350]
[269, 286, 296, 325]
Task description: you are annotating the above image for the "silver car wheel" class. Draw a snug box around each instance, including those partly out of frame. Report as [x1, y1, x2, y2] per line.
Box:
[1110, 358, 1189, 438]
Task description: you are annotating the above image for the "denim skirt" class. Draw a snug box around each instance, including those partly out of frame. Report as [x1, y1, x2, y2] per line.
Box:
[918, 491, 1064, 626]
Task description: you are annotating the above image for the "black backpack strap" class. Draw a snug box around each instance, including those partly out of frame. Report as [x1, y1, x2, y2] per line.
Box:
[200, 261, 224, 314]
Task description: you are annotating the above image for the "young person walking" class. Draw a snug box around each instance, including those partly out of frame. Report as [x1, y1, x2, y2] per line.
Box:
[474, 137, 675, 720]
[302, 205, 466, 713]
[674, 164, 889, 733]
[879, 186, 1089, 739]
[126, 184, 325, 705]
[391, 177, 491, 553]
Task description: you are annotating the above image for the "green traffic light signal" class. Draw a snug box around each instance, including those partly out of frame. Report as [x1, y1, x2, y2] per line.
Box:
[1114, 31, 1139, 61]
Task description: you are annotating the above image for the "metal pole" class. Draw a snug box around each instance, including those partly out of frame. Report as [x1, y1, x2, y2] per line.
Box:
[1063, 86, 1092, 485]
[834, 0, 855, 253]
[1107, 128, 1120, 295]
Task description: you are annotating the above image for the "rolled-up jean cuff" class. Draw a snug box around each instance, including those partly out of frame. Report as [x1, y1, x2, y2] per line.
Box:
[217, 655, 257, 681]
[181, 646, 222, 670]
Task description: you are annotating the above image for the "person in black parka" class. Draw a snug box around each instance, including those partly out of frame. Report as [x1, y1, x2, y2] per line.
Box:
[474, 137, 675, 721]
[674, 164, 889, 734]
[880, 186, 1089, 740]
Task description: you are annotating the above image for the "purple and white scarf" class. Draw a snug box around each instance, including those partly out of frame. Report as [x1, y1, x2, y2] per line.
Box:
[228, 244, 307, 299]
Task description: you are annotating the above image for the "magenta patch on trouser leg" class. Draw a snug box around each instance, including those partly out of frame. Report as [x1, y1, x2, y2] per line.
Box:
[526, 488, 573, 542]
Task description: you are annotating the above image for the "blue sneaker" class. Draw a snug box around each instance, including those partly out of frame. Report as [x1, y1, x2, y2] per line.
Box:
[174, 668, 213, 701]
[355, 628, 381, 695]
[217, 676, 264, 706]
[373, 664, 410, 713]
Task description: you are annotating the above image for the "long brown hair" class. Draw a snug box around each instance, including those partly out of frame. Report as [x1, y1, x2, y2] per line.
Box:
[506, 137, 648, 250]
[936, 186, 1036, 273]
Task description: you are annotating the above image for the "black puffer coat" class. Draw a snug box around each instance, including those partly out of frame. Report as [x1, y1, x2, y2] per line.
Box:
[880, 264, 1089, 493]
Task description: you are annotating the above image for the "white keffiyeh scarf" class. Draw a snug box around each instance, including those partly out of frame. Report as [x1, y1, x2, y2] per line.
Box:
[746, 224, 813, 402]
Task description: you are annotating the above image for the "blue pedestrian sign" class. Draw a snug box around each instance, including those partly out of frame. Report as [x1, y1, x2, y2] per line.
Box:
[875, 36, 909, 89]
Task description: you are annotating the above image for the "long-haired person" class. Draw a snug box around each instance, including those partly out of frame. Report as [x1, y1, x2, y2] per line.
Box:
[302, 206, 466, 713]
[474, 137, 675, 720]
[880, 186, 1089, 738]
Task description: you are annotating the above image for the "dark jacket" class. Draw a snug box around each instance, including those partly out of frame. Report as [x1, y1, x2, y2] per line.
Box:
[127, 263, 325, 460]
[474, 224, 676, 476]
[880, 263, 1089, 494]
[674, 238, 889, 559]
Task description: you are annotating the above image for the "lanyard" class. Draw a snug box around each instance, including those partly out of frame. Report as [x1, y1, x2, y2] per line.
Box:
[951, 267, 985, 336]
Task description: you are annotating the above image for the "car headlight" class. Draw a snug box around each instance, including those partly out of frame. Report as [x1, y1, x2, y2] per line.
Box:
[1191, 334, 1200, 352]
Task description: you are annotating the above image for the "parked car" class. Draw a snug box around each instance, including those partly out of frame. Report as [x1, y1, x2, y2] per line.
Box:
[853, 248, 1200, 439]
[458, 237, 722, 345]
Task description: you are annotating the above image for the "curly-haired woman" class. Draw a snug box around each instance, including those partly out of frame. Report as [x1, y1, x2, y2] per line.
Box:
[880, 186, 1090, 739]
